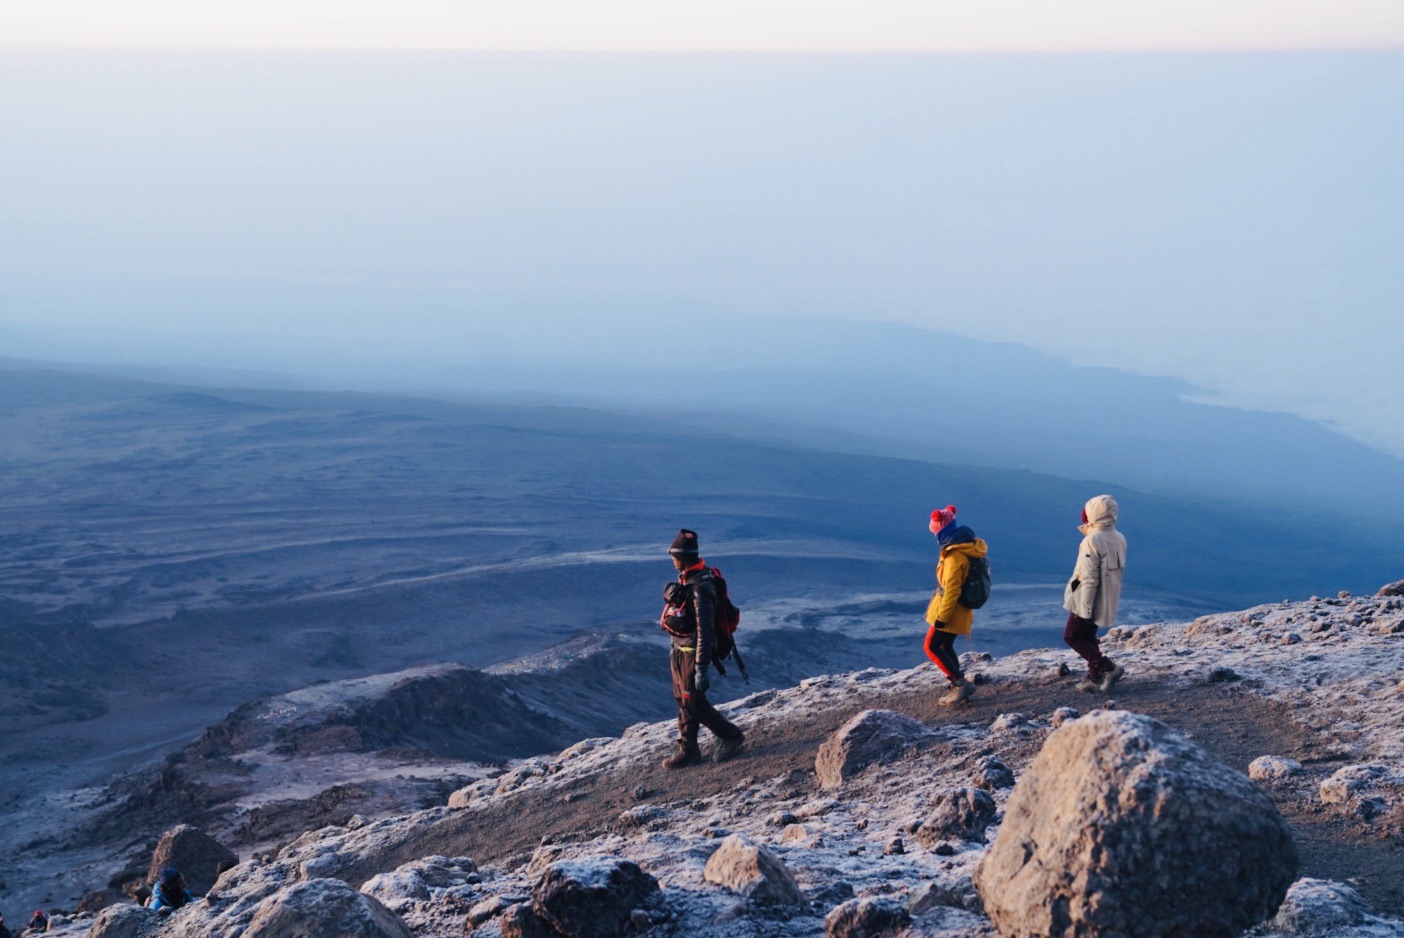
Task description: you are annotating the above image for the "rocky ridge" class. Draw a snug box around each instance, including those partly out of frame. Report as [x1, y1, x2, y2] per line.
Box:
[50, 586, 1404, 936]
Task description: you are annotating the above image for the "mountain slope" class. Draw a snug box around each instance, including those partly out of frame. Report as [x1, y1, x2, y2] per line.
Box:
[31, 582, 1404, 936]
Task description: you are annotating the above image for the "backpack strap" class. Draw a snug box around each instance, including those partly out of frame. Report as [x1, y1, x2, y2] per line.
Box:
[730, 644, 750, 683]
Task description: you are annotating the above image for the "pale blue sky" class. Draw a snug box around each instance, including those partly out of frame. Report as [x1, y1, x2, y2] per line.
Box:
[3, 1, 1404, 51]
[2, 1, 1404, 51]
[1, 50, 1402, 456]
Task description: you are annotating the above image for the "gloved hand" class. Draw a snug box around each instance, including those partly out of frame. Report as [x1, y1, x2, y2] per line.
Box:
[694, 666, 711, 693]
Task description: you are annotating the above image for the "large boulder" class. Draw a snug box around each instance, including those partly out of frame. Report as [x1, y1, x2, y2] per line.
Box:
[86, 904, 159, 938]
[974, 710, 1298, 938]
[147, 825, 238, 896]
[703, 834, 804, 906]
[532, 858, 659, 938]
[242, 878, 412, 938]
[815, 709, 934, 789]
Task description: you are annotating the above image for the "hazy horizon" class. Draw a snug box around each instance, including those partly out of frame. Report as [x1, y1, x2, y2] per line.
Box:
[2, 49, 1402, 460]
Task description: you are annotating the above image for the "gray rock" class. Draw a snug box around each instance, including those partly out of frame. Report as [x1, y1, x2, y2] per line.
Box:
[824, 897, 911, 938]
[1377, 579, 1404, 597]
[360, 867, 430, 905]
[500, 902, 558, 938]
[86, 904, 158, 938]
[1248, 756, 1303, 783]
[533, 858, 659, 938]
[449, 779, 497, 809]
[974, 710, 1298, 938]
[1270, 878, 1371, 933]
[908, 876, 983, 915]
[1049, 707, 1081, 728]
[358, 855, 477, 907]
[1206, 666, 1240, 683]
[467, 895, 526, 931]
[815, 710, 934, 789]
[242, 879, 412, 938]
[616, 805, 670, 830]
[147, 825, 238, 896]
[1319, 764, 1391, 805]
[989, 713, 1029, 734]
[971, 756, 1016, 790]
[916, 787, 997, 846]
[703, 834, 804, 906]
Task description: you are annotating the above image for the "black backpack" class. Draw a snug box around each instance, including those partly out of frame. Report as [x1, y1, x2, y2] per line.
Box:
[660, 567, 749, 682]
[959, 555, 992, 609]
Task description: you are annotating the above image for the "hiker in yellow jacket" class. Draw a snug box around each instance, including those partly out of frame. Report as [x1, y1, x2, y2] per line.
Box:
[923, 504, 989, 706]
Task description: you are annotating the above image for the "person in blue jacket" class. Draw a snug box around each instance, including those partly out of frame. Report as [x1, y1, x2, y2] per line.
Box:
[146, 868, 197, 916]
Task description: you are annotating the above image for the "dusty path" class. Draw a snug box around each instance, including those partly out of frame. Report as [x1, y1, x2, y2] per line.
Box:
[379, 671, 1403, 917]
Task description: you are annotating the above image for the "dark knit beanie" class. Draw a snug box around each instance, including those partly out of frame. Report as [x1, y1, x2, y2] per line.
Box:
[669, 529, 699, 557]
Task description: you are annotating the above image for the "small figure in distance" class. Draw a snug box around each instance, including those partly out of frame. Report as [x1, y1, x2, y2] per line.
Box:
[658, 529, 746, 768]
[146, 868, 197, 917]
[1063, 495, 1128, 693]
[0, 911, 11, 938]
[23, 910, 47, 935]
[924, 505, 989, 706]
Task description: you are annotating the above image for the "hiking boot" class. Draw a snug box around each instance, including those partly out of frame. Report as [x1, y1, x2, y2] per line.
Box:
[714, 731, 745, 763]
[1075, 676, 1101, 693]
[939, 678, 975, 707]
[1098, 662, 1125, 692]
[661, 741, 704, 769]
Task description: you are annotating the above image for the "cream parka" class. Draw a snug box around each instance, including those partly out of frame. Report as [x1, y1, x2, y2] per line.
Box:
[1062, 494, 1127, 629]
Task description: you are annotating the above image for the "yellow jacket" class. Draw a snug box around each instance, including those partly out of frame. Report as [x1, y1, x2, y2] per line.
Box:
[925, 537, 990, 635]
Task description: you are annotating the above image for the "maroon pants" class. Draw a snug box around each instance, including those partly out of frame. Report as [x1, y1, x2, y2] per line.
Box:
[1064, 613, 1111, 678]
[670, 645, 741, 747]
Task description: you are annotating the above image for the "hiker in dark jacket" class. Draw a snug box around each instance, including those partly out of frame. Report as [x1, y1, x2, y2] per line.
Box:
[146, 868, 196, 916]
[659, 529, 745, 769]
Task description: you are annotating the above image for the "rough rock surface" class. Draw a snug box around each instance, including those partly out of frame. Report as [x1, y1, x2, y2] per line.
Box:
[86, 904, 158, 938]
[970, 756, 1016, 791]
[916, 787, 997, 846]
[974, 710, 1299, 938]
[815, 709, 934, 789]
[702, 834, 804, 906]
[361, 855, 477, 909]
[499, 903, 557, 938]
[147, 825, 238, 895]
[1319, 764, 1392, 805]
[532, 858, 659, 938]
[823, 897, 912, 938]
[1249, 756, 1304, 782]
[1270, 878, 1371, 933]
[241, 878, 412, 938]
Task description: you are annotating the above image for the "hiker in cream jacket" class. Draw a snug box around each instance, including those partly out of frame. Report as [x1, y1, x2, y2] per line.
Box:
[1062, 494, 1128, 692]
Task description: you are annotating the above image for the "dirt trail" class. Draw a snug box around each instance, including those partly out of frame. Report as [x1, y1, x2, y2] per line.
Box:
[397, 672, 1404, 916]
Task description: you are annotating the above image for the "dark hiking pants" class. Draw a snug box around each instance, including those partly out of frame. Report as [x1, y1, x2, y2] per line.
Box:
[1064, 613, 1112, 677]
[923, 626, 963, 683]
[670, 644, 741, 747]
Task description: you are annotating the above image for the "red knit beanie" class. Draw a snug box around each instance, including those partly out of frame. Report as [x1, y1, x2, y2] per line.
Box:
[929, 505, 957, 535]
